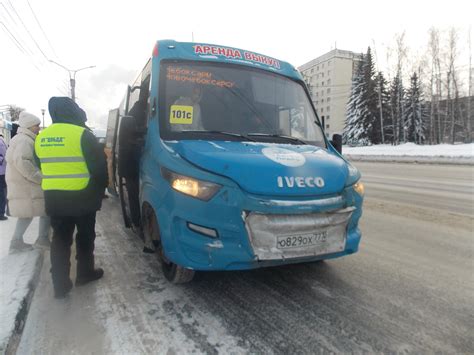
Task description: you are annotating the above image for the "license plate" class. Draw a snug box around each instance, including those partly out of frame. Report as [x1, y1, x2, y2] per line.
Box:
[276, 231, 328, 250]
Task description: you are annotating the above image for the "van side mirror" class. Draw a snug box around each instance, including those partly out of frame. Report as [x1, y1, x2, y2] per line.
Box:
[330, 134, 342, 154]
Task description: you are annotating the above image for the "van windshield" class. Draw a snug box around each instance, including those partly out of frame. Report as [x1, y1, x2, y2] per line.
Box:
[159, 61, 325, 146]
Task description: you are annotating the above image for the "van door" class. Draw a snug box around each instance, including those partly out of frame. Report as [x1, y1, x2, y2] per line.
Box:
[117, 75, 150, 229]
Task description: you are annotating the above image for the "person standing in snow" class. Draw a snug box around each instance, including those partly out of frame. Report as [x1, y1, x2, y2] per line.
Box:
[5, 112, 51, 251]
[0, 133, 7, 220]
[35, 97, 108, 299]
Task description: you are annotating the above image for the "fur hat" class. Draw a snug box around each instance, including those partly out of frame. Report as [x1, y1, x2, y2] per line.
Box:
[18, 111, 41, 128]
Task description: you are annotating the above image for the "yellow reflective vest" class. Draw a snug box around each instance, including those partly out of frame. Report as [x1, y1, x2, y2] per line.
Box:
[35, 123, 90, 191]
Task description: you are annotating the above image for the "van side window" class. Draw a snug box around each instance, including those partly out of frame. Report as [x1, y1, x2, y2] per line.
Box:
[127, 59, 152, 127]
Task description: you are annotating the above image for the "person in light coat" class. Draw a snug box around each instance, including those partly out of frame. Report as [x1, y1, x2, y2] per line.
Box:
[5, 111, 50, 251]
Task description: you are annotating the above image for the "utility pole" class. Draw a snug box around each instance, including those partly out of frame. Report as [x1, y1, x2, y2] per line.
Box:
[49, 60, 95, 101]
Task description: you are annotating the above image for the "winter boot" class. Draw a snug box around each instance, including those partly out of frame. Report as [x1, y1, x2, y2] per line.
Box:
[75, 268, 104, 286]
[34, 235, 51, 249]
[54, 278, 73, 299]
[9, 239, 33, 253]
[76, 251, 104, 286]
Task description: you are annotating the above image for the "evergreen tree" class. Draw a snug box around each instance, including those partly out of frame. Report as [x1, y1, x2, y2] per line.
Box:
[376, 72, 392, 143]
[363, 47, 380, 144]
[389, 71, 405, 144]
[344, 56, 367, 145]
[344, 47, 380, 145]
[404, 72, 427, 144]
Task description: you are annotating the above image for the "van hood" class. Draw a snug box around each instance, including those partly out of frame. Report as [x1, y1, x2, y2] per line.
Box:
[165, 140, 349, 197]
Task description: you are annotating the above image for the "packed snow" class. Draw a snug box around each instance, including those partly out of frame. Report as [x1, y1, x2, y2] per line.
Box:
[0, 142, 472, 351]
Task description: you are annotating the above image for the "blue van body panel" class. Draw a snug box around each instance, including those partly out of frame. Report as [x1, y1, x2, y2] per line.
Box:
[137, 40, 363, 272]
[168, 140, 348, 196]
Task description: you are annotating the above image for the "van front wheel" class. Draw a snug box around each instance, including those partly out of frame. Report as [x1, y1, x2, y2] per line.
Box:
[142, 204, 195, 284]
[162, 260, 195, 284]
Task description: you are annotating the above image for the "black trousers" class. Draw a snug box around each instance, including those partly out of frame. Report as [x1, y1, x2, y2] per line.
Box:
[50, 212, 97, 288]
[0, 175, 6, 216]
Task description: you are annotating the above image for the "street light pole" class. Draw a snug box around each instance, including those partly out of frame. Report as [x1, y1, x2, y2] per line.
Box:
[41, 109, 45, 129]
[49, 60, 96, 102]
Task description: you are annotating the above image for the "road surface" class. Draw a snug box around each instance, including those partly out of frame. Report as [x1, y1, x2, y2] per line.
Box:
[17, 162, 473, 354]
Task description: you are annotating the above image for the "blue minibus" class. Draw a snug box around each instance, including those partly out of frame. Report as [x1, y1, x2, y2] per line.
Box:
[108, 40, 364, 283]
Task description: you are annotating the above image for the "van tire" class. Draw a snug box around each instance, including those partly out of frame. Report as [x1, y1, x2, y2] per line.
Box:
[118, 176, 131, 228]
[142, 203, 195, 284]
[162, 262, 195, 284]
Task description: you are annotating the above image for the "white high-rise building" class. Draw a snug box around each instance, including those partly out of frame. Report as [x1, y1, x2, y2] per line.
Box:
[299, 49, 363, 138]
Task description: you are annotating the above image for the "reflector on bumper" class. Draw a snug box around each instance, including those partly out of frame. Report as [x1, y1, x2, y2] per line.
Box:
[245, 207, 355, 260]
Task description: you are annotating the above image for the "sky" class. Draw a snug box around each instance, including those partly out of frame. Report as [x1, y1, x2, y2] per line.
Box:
[1, 0, 473, 129]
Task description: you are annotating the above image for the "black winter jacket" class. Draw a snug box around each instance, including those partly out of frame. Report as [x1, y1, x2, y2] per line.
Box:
[39, 97, 108, 217]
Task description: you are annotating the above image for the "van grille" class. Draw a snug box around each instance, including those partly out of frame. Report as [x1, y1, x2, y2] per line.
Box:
[245, 207, 354, 260]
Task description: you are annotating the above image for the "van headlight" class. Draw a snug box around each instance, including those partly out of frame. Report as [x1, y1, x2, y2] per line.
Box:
[353, 182, 365, 196]
[161, 168, 221, 201]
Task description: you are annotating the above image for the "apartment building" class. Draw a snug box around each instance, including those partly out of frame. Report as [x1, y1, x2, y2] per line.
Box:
[299, 49, 363, 138]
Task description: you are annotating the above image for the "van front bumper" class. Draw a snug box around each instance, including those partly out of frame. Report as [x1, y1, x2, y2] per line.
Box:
[157, 185, 363, 271]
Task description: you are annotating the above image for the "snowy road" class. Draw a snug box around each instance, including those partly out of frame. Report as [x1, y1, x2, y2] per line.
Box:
[17, 162, 473, 354]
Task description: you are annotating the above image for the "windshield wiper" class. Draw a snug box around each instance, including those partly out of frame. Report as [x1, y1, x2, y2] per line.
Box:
[183, 130, 257, 141]
[246, 133, 308, 145]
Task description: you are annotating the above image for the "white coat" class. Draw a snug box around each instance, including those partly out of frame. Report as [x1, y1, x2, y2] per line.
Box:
[5, 127, 46, 217]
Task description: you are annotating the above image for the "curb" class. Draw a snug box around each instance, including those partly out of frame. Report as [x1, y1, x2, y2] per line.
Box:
[344, 154, 474, 166]
[2, 251, 44, 355]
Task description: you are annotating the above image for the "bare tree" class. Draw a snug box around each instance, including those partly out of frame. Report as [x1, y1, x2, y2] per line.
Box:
[428, 28, 441, 144]
[7, 105, 24, 122]
[446, 28, 460, 143]
[468, 27, 472, 142]
[395, 32, 408, 144]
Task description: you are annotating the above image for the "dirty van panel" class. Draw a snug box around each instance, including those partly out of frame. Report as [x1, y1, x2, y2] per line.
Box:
[105, 108, 119, 195]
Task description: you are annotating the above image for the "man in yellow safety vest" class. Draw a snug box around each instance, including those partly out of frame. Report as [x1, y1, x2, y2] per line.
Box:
[35, 97, 108, 299]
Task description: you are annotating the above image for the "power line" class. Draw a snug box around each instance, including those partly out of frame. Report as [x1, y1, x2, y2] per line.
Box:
[0, 7, 36, 57]
[6, 0, 49, 60]
[0, 2, 16, 24]
[0, 20, 41, 71]
[26, 0, 58, 59]
[0, 14, 64, 93]
[0, 20, 26, 54]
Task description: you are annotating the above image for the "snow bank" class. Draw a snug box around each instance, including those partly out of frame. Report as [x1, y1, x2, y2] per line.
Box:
[0, 217, 44, 353]
[342, 143, 474, 165]
[343, 143, 473, 157]
[0, 250, 43, 353]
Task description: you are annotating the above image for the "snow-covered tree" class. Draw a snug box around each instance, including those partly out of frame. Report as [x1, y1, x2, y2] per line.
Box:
[7, 105, 25, 122]
[344, 56, 367, 145]
[363, 48, 381, 144]
[344, 47, 380, 145]
[376, 71, 392, 143]
[389, 71, 405, 144]
[404, 72, 427, 144]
